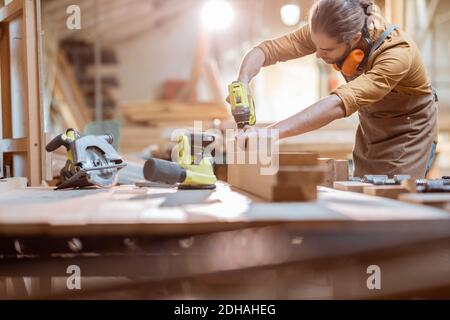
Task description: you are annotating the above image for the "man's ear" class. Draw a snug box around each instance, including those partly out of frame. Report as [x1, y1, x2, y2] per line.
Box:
[351, 32, 362, 46]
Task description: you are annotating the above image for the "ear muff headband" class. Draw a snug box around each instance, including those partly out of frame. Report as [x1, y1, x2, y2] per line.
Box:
[333, 49, 365, 77]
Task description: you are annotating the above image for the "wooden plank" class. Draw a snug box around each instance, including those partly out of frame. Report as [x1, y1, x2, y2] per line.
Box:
[178, 24, 208, 103]
[398, 193, 450, 210]
[22, 0, 42, 186]
[363, 185, 410, 200]
[120, 101, 231, 123]
[333, 181, 373, 193]
[35, 0, 51, 182]
[203, 59, 226, 105]
[57, 53, 91, 124]
[9, 12, 27, 179]
[0, 22, 12, 178]
[53, 52, 92, 130]
[1, 138, 26, 152]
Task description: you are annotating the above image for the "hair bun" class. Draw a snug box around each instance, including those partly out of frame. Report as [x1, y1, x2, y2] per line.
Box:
[360, 1, 373, 15]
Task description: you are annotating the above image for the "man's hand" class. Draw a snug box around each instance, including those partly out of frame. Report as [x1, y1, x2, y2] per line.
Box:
[236, 125, 258, 150]
[235, 125, 280, 150]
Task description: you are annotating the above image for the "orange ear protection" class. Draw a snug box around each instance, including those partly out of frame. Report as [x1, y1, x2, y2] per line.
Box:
[333, 49, 366, 77]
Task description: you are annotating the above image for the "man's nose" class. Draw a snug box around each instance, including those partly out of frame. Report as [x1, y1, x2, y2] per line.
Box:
[316, 51, 324, 59]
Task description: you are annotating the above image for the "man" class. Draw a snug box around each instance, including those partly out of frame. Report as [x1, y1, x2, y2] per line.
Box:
[234, 0, 438, 179]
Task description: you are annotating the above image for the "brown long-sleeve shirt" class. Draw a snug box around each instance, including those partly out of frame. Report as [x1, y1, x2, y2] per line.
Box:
[256, 10, 432, 117]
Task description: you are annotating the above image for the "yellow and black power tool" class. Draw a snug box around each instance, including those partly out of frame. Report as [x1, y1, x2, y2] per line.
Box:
[46, 128, 126, 190]
[143, 133, 217, 189]
[228, 81, 256, 129]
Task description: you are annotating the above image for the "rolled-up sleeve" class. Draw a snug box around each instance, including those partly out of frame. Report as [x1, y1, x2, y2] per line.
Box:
[256, 24, 316, 67]
[333, 44, 413, 116]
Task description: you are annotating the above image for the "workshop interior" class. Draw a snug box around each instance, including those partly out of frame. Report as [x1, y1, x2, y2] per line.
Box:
[0, 0, 450, 301]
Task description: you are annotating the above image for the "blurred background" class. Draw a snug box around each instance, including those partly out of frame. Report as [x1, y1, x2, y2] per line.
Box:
[41, 0, 450, 176]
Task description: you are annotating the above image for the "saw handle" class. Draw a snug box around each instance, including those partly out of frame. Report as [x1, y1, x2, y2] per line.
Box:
[46, 134, 72, 152]
[98, 134, 114, 144]
[143, 158, 186, 185]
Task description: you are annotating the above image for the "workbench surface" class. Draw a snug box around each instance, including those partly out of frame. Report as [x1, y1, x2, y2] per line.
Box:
[0, 182, 448, 237]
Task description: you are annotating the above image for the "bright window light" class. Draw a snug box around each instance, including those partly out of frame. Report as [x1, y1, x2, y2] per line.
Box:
[280, 4, 301, 26]
[201, 0, 235, 31]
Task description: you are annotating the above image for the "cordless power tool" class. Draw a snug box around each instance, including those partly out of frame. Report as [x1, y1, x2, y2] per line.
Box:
[228, 81, 256, 129]
[46, 129, 126, 190]
[143, 133, 217, 189]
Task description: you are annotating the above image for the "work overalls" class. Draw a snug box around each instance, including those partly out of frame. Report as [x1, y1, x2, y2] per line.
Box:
[346, 25, 438, 179]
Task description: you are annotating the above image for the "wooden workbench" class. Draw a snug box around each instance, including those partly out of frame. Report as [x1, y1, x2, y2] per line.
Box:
[0, 182, 449, 299]
[0, 182, 449, 236]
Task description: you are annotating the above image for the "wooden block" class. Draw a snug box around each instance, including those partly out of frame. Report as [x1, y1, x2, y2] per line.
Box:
[398, 193, 450, 210]
[279, 152, 318, 166]
[227, 151, 321, 202]
[319, 158, 333, 187]
[363, 185, 410, 199]
[334, 160, 349, 182]
[318, 158, 349, 187]
[272, 184, 317, 202]
[276, 166, 326, 186]
[333, 181, 373, 193]
[214, 164, 228, 182]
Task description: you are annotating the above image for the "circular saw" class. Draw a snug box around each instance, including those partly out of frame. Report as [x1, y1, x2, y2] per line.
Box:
[46, 129, 126, 190]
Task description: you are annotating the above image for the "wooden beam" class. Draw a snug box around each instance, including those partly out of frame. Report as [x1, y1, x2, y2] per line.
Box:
[36, 0, 51, 181]
[23, 0, 43, 186]
[203, 59, 226, 106]
[1, 138, 27, 152]
[102, 0, 196, 46]
[417, 0, 441, 47]
[1, 0, 46, 184]
[389, 0, 405, 28]
[120, 101, 231, 124]
[66, 0, 150, 40]
[0, 0, 22, 23]
[52, 52, 92, 130]
[0, 23, 12, 178]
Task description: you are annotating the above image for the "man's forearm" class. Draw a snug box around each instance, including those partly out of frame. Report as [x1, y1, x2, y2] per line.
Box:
[267, 95, 346, 139]
[237, 47, 266, 83]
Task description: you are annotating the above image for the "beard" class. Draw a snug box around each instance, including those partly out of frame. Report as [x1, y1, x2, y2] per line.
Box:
[324, 43, 353, 65]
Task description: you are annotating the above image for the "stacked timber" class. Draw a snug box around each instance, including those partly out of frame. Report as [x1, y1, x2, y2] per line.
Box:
[227, 151, 326, 202]
[119, 100, 232, 154]
[120, 101, 230, 124]
[51, 52, 92, 132]
[333, 175, 450, 213]
[60, 39, 120, 120]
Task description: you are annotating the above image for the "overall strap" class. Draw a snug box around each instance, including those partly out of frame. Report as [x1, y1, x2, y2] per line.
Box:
[368, 24, 399, 57]
[357, 24, 399, 73]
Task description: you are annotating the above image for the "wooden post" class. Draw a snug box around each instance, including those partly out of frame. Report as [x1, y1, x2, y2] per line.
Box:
[385, 0, 405, 29]
[0, 0, 47, 185]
